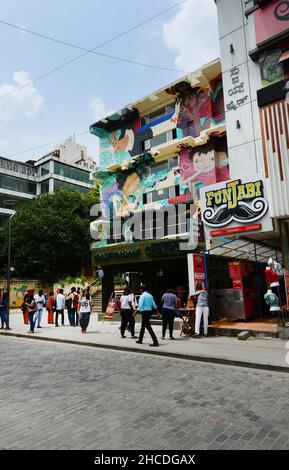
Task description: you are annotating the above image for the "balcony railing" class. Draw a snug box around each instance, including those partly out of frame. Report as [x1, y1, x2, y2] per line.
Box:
[0, 157, 39, 177]
[181, 113, 225, 138]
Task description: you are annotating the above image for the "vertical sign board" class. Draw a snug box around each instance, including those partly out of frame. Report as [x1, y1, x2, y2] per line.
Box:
[187, 253, 205, 295]
[285, 269, 289, 309]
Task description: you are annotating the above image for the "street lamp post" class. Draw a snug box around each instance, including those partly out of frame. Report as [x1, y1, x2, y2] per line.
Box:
[0, 208, 16, 329]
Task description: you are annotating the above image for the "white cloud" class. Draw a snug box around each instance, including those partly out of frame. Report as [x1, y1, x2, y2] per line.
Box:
[0, 70, 43, 125]
[162, 0, 220, 71]
[89, 97, 114, 121]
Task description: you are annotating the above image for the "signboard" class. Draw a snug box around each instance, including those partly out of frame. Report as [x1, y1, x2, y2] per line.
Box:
[187, 253, 205, 294]
[200, 175, 273, 240]
[254, 0, 289, 46]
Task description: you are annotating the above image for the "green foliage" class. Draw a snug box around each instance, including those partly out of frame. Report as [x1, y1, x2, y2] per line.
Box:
[0, 187, 99, 282]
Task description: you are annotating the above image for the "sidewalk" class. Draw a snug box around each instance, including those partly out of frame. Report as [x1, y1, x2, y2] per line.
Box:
[1, 310, 289, 372]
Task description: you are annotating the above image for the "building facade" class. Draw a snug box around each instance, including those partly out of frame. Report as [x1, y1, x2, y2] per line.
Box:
[0, 138, 96, 213]
[90, 60, 228, 309]
[209, 0, 289, 269]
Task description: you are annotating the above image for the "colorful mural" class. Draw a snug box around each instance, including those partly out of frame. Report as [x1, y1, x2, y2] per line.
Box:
[165, 78, 225, 138]
[178, 135, 229, 187]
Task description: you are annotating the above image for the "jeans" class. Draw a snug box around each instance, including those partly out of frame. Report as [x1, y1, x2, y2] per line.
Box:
[138, 311, 158, 344]
[120, 309, 135, 337]
[28, 311, 36, 332]
[162, 308, 175, 338]
[79, 312, 90, 331]
[0, 308, 7, 328]
[34, 308, 43, 327]
[55, 310, 64, 326]
[195, 306, 209, 335]
[67, 306, 76, 326]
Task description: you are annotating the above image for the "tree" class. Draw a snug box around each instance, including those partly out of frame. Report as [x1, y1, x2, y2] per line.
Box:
[0, 187, 99, 282]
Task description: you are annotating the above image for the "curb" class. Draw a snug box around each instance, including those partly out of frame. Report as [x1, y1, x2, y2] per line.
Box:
[1, 330, 288, 374]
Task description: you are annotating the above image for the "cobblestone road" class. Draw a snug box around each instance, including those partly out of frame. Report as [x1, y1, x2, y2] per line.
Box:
[1, 336, 289, 450]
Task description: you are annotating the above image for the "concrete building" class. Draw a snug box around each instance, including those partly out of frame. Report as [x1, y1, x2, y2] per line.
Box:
[0, 138, 96, 212]
[89, 59, 227, 310]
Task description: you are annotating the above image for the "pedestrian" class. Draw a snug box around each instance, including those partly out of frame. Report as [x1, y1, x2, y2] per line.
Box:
[25, 294, 37, 333]
[135, 285, 159, 347]
[21, 293, 30, 325]
[55, 289, 65, 327]
[34, 289, 46, 328]
[46, 291, 55, 324]
[161, 288, 178, 340]
[192, 282, 210, 337]
[0, 293, 8, 330]
[78, 289, 92, 334]
[120, 287, 137, 339]
[72, 288, 80, 326]
[66, 287, 76, 326]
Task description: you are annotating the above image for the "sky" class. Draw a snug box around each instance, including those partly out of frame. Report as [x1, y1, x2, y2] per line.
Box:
[0, 0, 219, 162]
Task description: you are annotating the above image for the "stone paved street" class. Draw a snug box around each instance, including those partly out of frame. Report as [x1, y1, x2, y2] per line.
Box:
[1, 336, 289, 450]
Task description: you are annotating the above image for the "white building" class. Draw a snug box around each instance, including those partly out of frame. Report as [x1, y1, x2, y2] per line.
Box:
[0, 139, 97, 212]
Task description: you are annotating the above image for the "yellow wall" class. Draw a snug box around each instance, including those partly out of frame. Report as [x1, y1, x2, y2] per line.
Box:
[0, 279, 53, 308]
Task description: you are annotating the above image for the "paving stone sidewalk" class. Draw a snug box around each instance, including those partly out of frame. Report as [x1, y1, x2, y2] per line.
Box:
[1, 310, 289, 371]
[1, 336, 289, 450]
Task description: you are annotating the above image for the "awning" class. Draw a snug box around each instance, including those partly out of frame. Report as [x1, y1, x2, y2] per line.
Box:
[203, 238, 282, 264]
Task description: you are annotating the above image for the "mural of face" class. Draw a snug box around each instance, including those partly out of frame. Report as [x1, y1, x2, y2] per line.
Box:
[215, 150, 230, 182]
[193, 150, 215, 175]
[122, 173, 141, 196]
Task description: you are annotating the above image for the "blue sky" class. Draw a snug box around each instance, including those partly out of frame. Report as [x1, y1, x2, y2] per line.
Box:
[0, 0, 219, 162]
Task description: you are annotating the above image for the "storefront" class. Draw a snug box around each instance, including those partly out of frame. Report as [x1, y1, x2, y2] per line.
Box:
[199, 175, 288, 321]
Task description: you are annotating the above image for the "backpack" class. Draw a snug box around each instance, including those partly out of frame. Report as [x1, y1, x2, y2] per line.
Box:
[72, 294, 79, 309]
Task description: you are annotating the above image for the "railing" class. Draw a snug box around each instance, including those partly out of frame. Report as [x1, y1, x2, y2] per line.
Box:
[181, 113, 225, 139]
[0, 157, 39, 177]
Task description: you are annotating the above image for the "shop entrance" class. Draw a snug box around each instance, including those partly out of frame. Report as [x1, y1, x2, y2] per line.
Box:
[105, 257, 189, 310]
[203, 238, 284, 322]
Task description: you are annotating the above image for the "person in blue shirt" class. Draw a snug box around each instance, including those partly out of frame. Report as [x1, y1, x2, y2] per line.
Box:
[134, 285, 159, 347]
[0, 292, 9, 330]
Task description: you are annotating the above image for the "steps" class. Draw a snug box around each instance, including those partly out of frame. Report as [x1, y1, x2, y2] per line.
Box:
[92, 290, 102, 314]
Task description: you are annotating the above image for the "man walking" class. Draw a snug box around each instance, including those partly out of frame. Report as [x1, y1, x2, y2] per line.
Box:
[55, 289, 65, 327]
[34, 289, 46, 328]
[135, 285, 159, 347]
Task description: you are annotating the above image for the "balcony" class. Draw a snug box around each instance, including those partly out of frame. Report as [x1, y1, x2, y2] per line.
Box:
[0, 157, 39, 178]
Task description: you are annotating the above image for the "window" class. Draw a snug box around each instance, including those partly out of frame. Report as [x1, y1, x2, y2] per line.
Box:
[142, 130, 174, 151]
[53, 179, 90, 193]
[141, 104, 175, 125]
[40, 162, 50, 176]
[54, 161, 90, 183]
[0, 174, 36, 195]
[41, 181, 49, 194]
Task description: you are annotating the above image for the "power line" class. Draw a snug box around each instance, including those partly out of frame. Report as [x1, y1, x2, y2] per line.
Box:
[6, 130, 90, 158]
[0, 0, 188, 102]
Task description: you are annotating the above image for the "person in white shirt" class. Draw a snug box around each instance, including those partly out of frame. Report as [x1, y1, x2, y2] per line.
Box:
[33, 289, 46, 328]
[78, 289, 92, 333]
[119, 288, 137, 339]
[55, 289, 66, 327]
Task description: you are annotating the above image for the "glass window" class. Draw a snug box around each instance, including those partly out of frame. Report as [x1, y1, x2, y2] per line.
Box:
[53, 179, 90, 193]
[41, 181, 49, 194]
[143, 131, 173, 151]
[40, 162, 50, 176]
[151, 188, 170, 202]
[54, 162, 90, 183]
[0, 174, 36, 195]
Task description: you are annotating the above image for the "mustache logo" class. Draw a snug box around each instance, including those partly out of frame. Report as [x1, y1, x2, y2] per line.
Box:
[274, 1, 289, 21]
[203, 198, 268, 227]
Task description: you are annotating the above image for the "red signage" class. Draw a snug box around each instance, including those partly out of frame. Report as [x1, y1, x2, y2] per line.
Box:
[193, 254, 205, 282]
[228, 262, 242, 279]
[210, 224, 262, 237]
[254, 1, 289, 45]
